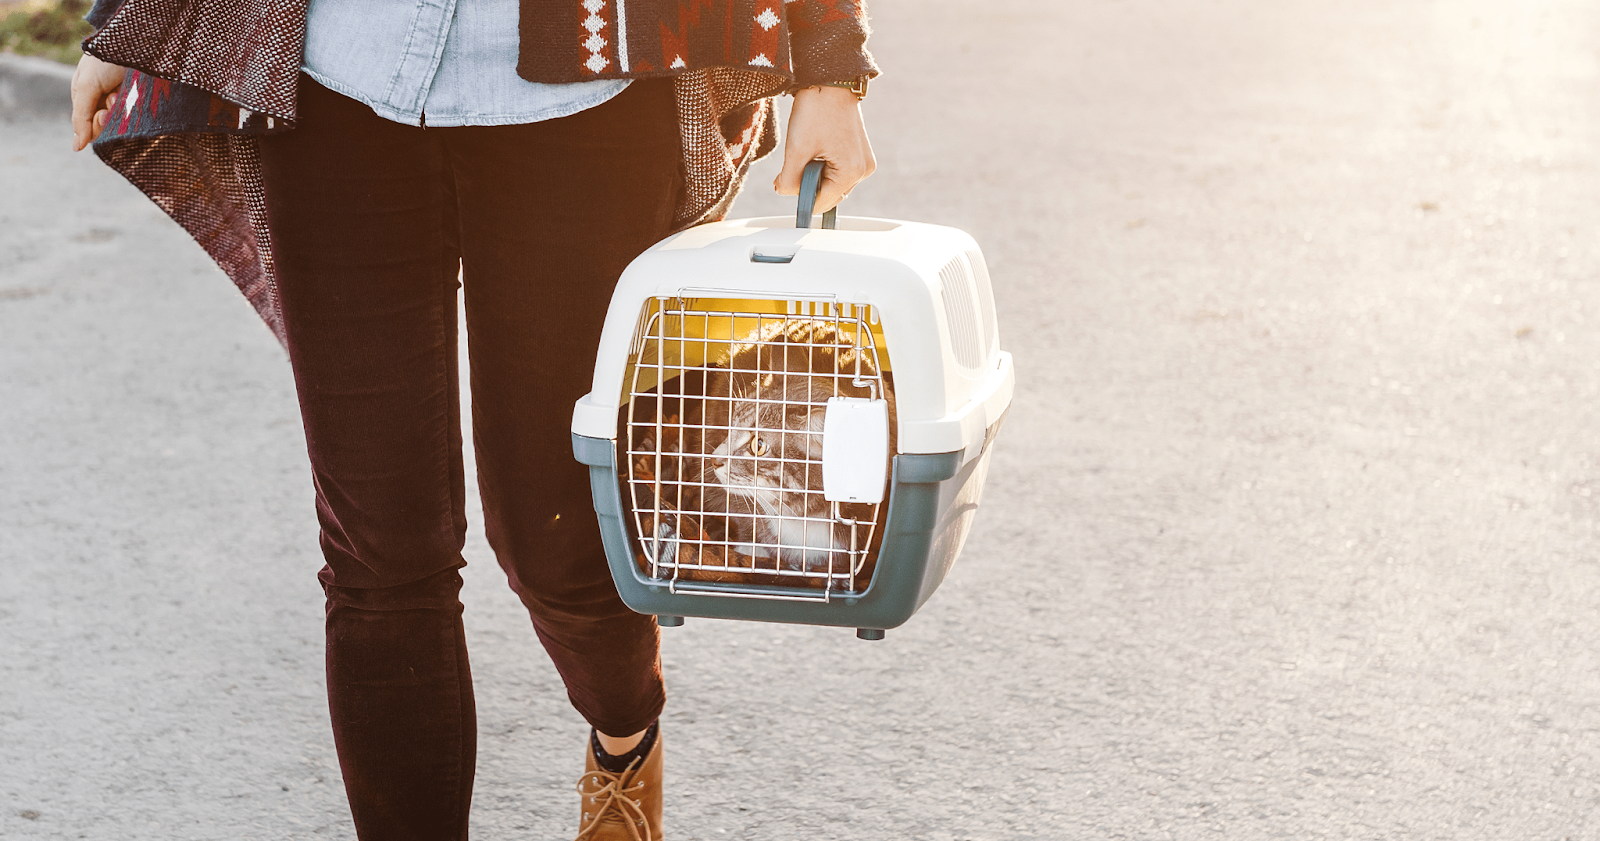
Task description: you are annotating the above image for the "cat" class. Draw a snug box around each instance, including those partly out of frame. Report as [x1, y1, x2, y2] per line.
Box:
[678, 319, 895, 580]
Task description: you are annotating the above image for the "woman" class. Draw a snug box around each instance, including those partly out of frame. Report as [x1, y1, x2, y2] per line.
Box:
[69, 1, 877, 838]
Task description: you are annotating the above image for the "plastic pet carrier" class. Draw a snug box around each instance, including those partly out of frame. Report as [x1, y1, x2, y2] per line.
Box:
[572, 163, 1014, 639]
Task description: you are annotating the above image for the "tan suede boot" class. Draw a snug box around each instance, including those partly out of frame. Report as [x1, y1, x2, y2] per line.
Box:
[575, 732, 663, 841]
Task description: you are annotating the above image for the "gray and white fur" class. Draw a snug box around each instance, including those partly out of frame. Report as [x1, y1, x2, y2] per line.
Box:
[685, 320, 893, 574]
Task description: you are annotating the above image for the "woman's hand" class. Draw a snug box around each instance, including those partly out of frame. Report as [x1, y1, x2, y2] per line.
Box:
[774, 84, 876, 215]
[71, 53, 127, 152]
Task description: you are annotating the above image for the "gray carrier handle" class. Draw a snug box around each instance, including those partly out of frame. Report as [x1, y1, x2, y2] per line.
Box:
[796, 159, 839, 230]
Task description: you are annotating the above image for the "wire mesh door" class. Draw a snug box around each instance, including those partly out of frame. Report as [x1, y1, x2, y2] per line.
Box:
[622, 296, 894, 598]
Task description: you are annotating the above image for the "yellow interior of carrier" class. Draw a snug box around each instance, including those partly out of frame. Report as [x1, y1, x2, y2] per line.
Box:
[623, 296, 893, 398]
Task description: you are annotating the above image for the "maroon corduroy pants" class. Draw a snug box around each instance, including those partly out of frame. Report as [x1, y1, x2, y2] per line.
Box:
[258, 75, 679, 840]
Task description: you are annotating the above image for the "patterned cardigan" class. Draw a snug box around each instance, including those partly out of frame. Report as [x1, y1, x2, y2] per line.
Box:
[82, 0, 878, 344]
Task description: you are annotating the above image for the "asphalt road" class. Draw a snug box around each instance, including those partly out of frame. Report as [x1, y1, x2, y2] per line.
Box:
[5, 1, 1600, 838]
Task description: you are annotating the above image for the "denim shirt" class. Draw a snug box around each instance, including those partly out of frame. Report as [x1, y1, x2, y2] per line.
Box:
[302, 0, 630, 127]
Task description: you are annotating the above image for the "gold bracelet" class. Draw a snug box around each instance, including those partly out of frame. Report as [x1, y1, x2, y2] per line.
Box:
[819, 75, 869, 101]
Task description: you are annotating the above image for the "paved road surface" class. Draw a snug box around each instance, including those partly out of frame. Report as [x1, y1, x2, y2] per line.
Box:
[5, 1, 1600, 838]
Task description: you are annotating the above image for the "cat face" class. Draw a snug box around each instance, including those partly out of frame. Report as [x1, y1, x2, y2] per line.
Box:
[697, 374, 844, 567]
[709, 375, 831, 507]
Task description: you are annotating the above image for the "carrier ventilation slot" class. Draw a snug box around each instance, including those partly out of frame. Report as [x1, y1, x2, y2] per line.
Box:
[966, 249, 999, 357]
[938, 254, 986, 371]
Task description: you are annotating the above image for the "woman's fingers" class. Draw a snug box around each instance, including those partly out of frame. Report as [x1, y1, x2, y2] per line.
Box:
[93, 89, 117, 136]
[774, 84, 876, 215]
[70, 54, 127, 152]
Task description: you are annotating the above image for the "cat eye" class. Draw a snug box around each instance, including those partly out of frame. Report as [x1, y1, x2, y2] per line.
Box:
[749, 437, 769, 457]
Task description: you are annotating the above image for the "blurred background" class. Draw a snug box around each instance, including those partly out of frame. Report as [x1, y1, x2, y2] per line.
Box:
[4, 0, 1599, 838]
[0, 0, 90, 64]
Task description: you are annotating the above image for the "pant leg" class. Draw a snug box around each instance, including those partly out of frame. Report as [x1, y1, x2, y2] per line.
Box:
[445, 77, 683, 737]
[258, 76, 474, 841]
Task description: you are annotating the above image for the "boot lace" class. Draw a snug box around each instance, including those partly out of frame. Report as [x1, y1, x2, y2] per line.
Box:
[575, 757, 652, 841]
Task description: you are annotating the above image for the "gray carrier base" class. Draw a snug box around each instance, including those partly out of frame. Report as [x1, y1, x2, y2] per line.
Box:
[573, 432, 994, 638]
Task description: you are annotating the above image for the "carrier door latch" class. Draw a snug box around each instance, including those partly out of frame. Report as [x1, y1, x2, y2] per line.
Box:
[822, 397, 890, 503]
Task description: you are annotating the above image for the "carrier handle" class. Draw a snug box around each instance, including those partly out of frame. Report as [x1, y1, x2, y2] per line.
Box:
[796, 159, 839, 230]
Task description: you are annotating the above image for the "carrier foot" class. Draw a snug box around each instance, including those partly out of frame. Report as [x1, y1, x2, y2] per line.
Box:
[657, 615, 685, 627]
[856, 628, 885, 640]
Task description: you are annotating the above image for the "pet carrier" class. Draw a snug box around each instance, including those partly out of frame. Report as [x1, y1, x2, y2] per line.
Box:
[572, 162, 1013, 638]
